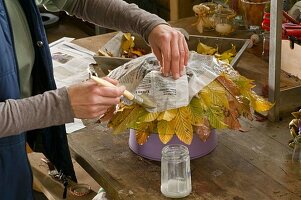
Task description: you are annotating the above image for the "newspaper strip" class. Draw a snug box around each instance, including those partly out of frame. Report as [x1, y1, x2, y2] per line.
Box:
[108, 51, 230, 113]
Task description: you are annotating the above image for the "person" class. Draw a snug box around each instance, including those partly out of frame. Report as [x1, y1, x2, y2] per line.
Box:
[0, 0, 189, 199]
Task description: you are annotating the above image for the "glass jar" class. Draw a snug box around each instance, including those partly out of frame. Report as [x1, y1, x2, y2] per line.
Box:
[161, 144, 191, 198]
[214, 7, 236, 35]
[240, 0, 270, 30]
[292, 135, 301, 165]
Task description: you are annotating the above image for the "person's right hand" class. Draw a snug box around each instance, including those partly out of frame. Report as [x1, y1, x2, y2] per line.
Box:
[67, 77, 125, 119]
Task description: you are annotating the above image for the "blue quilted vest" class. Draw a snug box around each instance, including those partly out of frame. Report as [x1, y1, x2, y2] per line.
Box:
[0, 0, 76, 199]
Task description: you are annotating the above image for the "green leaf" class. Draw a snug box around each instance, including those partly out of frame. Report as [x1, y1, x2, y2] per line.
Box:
[188, 97, 205, 125]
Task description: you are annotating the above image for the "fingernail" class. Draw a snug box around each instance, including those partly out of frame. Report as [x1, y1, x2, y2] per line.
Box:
[164, 73, 169, 77]
[174, 73, 179, 79]
[180, 70, 184, 76]
[119, 86, 126, 92]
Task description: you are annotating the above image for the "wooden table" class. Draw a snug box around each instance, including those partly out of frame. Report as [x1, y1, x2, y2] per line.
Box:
[68, 19, 301, 199]
[68, 117, 301, 200]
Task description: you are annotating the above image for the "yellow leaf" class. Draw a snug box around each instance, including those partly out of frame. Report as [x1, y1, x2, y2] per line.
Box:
[232, 75, 255, 94]
[157, 109, 177, 121]
[108, 105, 135, 129]
[131, 49, 143, 57]
[199, 98, 228, 129]
[123, 33, 132, 41]
[121, 33, 135, 51]
[197, 42, 217, 55]
[174, 107, 193, 145]
[110, 105, 146, 134]
[138, 112, 159, 123]
[200, 80, 229, 109]
[158, 120, 175, 144]
[217, 44, 236, 62]
[232, 75, 273, 113]
[249, 92, 274, 112]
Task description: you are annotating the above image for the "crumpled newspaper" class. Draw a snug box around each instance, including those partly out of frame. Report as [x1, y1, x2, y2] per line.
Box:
[107, 51, 237, 113]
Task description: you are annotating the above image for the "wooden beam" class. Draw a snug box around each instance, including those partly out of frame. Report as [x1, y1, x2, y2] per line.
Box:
[268, 0, 283, 121]
[170, 0, 179, 20]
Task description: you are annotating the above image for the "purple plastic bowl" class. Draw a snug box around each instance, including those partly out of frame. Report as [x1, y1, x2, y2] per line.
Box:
[128, 129, 218, 161]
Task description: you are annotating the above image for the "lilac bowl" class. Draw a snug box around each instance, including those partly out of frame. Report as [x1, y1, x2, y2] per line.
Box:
[128, 129, 218, 161]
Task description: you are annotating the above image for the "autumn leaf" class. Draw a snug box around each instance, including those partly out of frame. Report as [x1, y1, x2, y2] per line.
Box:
[198, 97, 228, 129]
[216, 74, 240, 96]
[107, 60, 273, 145]
[216, 75, 253, 120]
[223, 101, 241, 130]
[121, 33, 135, 52]
[99, 105, 116, 121]
[194, 118, 211, 141]
[232, 75, 273, 112]
[215, 44, 236, 63]
[232, 75, 255, 94]
[108, 105, 135, 129]
[138, 112, 159, 123]
[157, 109, 178, 121]
[188, 97, 205, 125]
[158, 120, 175, 144]
[200, 80, 229, 109]
[109, 105, 146, 134]
[174, 107, 193, 145]
[197, 42, 217, 55]
[135, 122, 156, 145]
[136, 130, 150, 145]
[249, 92, 274, 112]
[197, 43, 236, 63]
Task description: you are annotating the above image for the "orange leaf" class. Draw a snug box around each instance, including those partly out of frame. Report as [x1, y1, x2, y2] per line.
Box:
[136, 130, 150, 145]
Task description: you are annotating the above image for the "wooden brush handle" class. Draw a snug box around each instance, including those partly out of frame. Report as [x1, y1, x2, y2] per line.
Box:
[91, 76, 134, 100]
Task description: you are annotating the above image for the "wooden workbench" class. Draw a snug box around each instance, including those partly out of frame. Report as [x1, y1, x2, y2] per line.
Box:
[68, 117, 300, 200]
[69, 19, 301, 199]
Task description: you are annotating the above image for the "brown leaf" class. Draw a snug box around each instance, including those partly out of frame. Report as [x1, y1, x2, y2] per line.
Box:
[216, 74, 240, 96]
[136, 130, 150, 145]
[194, 118, 211, 141]
[99, 106, 116, 121]
[223, 101, 241, 130]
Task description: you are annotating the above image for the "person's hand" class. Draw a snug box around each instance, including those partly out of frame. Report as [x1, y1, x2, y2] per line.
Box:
[67, 77, 125, 119]
[148, 24, 189, 79]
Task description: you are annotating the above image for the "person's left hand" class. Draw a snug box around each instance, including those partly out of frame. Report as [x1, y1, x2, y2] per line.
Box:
[148, 24, 189, 79]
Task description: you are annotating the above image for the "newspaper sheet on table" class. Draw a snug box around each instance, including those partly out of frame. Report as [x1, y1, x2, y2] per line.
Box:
[50, 37, 94, 88]
[49, 37, 94, 133]
[108, 51, 234, 113]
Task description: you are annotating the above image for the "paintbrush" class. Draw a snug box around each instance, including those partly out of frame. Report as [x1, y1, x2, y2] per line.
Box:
[91, 76, 156, 109]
